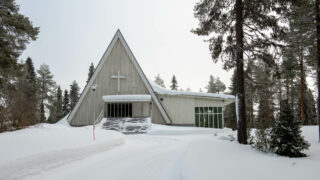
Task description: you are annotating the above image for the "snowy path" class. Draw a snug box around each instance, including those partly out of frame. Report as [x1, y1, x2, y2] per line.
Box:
[23, 129, 213, 180]
[0, 124, 319, 180]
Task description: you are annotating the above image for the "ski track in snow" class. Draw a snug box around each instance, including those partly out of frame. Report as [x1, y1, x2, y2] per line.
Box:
[0, 124, 319, 180]
[23, 135, 197, 180]
[0, 138, 124, 180]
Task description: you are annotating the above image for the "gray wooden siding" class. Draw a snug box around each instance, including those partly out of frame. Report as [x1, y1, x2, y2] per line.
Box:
[70, 40, 165, 126]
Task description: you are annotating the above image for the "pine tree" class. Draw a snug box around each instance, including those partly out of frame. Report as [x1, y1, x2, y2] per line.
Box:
[254, 61, 276, 127]
[62, 89, 70, 116]
[285, 0, 316, 125]
[170, 75, 178, 90]
[0, 0, 39, 95]
[37, 64, 56, 122]
[0, 0, 39, 131]
[270, 100, 310, 157]
[214, 77, 226, 94]
[87, 63, 95, 83]
[70, 80, 80, 111]
[154, 74, 166, 88]
[316, 0, 320, 142]
[192, 0, 290, 144]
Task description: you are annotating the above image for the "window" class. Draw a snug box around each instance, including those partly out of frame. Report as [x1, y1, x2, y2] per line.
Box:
[107, 103, 132, 118]
[195, 106, 223, 128]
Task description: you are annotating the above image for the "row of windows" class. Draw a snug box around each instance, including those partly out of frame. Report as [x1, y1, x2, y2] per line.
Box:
[195, 107, 222, 114]
[107, 103, 132, 118]
[195, 107, 223, 128]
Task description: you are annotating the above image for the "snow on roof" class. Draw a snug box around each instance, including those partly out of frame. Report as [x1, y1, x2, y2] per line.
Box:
[103, 94, 151, 102]
[148, 79, 235, 100]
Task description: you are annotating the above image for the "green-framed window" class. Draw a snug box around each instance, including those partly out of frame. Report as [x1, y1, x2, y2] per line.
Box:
[195, 106, 223, 129]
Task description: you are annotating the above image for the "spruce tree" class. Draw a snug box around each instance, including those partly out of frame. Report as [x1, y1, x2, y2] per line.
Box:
[25, 57, 37, 98]
[55, 86, 63, 120]
[40, 102, 45, 122]
[270, 100, 310, 157]
[70, 80, 80, 111]
[170, 75, 178, 90]
[154, 74, 166, 88]
[23, 58, 38, 124]
[62, 89, 70, 116]
[87, 63, 95, 83]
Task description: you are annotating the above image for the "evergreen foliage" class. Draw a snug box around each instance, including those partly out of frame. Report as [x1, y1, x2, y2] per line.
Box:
[224, 70, 237, 130]
[70, 80, 80, 111]
[40, 102, 45, 122]
[270, 100, 310, 157]
[37, 64, 56, 122]
[23, 58, 38, 123]
[154, 74, 166, 88]
[0, 0, 39, 92]
[252, 128, 272, 153]
[170, 75, 178, 90]
[62, 89, 70, 116]
[0, 0, 39, 131]
[87, 63, 95, 83]
[56, 86, 63, 120]
[284, 0, 316, 125]
[206, 75, 226, 94]
[47, 86, 63, 123]
[192, 0, 286, 144]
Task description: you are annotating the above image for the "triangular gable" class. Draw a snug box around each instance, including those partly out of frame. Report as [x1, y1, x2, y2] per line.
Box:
[68, 30, 172, 124]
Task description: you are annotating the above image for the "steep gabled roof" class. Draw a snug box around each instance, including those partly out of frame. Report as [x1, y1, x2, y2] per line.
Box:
[68, 30, 172, 124]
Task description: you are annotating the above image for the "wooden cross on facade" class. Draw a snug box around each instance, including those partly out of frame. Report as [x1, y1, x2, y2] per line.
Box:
[112, 71, 126, 93]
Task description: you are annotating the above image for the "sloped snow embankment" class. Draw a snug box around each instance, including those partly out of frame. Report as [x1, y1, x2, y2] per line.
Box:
[0, 117, 125, 180]
[182, 126, 320, 180]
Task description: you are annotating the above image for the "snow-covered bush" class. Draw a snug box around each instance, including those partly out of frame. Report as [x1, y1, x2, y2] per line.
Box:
[252, 128, 272, 153]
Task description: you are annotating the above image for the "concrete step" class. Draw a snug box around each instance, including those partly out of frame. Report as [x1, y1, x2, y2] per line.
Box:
[102, 118, 151, 134]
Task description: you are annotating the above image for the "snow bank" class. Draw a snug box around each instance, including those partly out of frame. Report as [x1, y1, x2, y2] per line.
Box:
[182, 126, 320, 180]
[103, 94, 151, 102]
[0, 122, 124, 179]
[148, 124, 235, 136]
[149, 79, 235, 99]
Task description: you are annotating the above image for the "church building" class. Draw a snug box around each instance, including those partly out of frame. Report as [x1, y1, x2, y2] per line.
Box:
[67, 30, 235, 128]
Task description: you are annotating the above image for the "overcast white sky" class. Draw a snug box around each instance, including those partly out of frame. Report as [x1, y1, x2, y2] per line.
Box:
[16, 0, 232, 92]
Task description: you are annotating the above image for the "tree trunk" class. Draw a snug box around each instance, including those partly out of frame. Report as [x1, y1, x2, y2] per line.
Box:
[316, 0, 320, 142]
[236, 0, 247, 144]
[299, 47, 305, 124]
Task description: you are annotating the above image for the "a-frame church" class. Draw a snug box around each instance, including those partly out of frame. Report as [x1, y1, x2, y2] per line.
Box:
[67, 30, 235, 128]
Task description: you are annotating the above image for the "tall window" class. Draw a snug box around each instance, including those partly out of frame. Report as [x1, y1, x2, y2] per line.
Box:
[107, 103, 132, 118]
[195, 106, 223, 128]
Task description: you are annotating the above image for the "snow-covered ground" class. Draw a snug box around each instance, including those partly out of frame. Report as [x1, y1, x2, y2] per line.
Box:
[0, 119, 319, 180]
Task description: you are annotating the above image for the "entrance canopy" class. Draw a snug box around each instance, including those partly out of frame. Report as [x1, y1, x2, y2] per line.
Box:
[102, 94, 151, 102]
